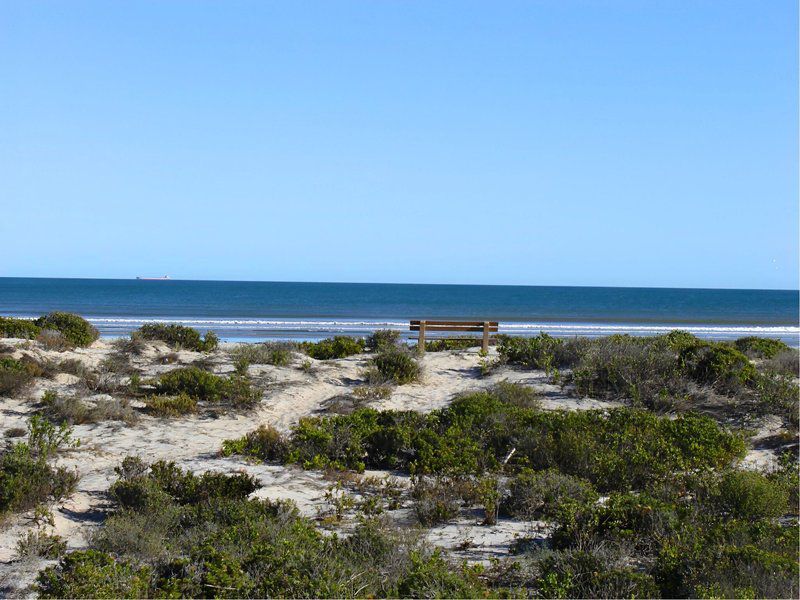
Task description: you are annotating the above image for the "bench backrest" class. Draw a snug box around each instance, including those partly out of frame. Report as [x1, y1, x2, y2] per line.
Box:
[409, 320, 499, 332]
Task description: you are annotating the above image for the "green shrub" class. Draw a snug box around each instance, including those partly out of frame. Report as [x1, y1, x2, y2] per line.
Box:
[34, 312, 99, 347]
[424, 338, 481, 352]
[734, 336, 791, 359]
[366, 329, 401, 351]
[0, 316, 41, 339]
[411, 476, 468, 526]
[491, 380, 542, 409]
[0, 357, 37, 396]
[37, 550, 151, 599]
[156, 367, 260, 407]
[16, 529, 67, 559]
[230, 342, 296, 366]
[572, 335, 685, 408]
[760, 348, 799, 377]
[681, 342, 757, 392]
[502, 469, 598, 519]
[40, 390, 137, 425]
[753, 372, 799, 428]
[498, 333, 569, 371]
[221, 424, 289, 462]
[135, 323, 218, 352]
[715, 470, 788, 519]
[372, 348, 421, 385]
[144, 393, 197, 417]
[46, 458, 492, 598]
[299, 336, 365, 360]
[0, 417, 78, 515]
[529, 550, 660, 599]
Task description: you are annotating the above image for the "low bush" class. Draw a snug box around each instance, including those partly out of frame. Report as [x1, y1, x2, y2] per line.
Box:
[143, 393, 197, 417]
[221, 424, 289, 462]
[424, 338, 481, 352]
[135, 323, 218, 352]
[16, 529, 67, 559]
[366, 329, 402, 352]
[40, 390, 137, 425]
[681, 341, 757, 393]
[299, 336, 365, 360]
[760, 348, 800, 377]
[0, 316, 41, 339]
[411, 476, 470, 526]
[0, 417, 78, 516]
[734, 336, 791, 359]
[498, 333, 571, 371]
[0, 357, 37, 396]
[41, 459, 489, 598]
[230, 387, 744, 488]
[371, 348, 421, 385]
[230, 342, 296, 366]
[491, 380, 542, 409]
[34, 312, 99, 347]
[714, 470, 787, 519]
[502, 469, 598, 519]
[35, 330, 73, 351]
[156, 367, 260, 407]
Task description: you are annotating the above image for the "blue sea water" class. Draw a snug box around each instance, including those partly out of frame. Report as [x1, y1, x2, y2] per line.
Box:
[0, 278, 797, 344]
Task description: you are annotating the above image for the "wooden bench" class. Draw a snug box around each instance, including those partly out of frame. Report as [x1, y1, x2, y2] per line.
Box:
[410, 320, 499, 353]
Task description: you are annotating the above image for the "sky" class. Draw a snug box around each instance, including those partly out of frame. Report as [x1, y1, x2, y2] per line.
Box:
[1, 0, 797, 290]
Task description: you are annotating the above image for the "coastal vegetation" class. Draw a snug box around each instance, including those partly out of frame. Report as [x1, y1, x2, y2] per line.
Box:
[1, 320, 796, 598]
[33, 312, 99, 348]
[134, 323, 219, 352]
[299, 336, 365, 359]
[0, 417, 78, 517]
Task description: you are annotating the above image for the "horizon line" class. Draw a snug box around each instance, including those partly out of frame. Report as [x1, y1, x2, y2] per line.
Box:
[1, 275, 797, 294]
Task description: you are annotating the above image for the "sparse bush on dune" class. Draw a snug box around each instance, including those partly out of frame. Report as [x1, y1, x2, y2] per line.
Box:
[41, 458, 486, 598]
[143, 393, 197, 417]
[760, 347, 800, 377]
[299, 336, 365, 360]
[230, 341, 296, 366]
[155, 366, 260, 407]
[0, 356, 38, 397]
[35, 330, 74, 351]
[40, 390, 137, 425]
[734, 336, 791, 359]
[366, 329, 402, 352]
[502, 468, 599, 520]
[34, 312, 99, 348]
[0, 316, 41, 340]
[135, 323, 218, 352]
[0, 416, 78, 516]
[220, 424, 289, 462]
[370, 348, 421, 385]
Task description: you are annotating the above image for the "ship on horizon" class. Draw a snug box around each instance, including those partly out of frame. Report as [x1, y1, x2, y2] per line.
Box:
[136, 275, 171, 281]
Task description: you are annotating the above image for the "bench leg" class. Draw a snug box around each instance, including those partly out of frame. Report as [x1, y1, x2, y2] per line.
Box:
[482, 322, 490, 353]
[418, 322, 426, 354]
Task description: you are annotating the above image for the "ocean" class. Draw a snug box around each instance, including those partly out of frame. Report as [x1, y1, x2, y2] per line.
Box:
[0, 277, 797, 345]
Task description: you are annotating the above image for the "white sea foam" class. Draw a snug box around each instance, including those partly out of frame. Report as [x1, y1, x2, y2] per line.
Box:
[65, 316, 798, 343]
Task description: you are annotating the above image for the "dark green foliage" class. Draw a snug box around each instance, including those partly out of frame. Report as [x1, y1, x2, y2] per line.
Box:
[0, 356, 37, 396]
[221, 424, 289, 462]
[411, 476, 470, 526]
[491, 380, 541, 409]
[231, 388, 744, 487]
[502, 469, 598, 519]
[143, 393, 197, 417]
[715, 470, 787, 519]
[0, 316, 41, 339]
[135, 323, 218, 352]
[366, 329, 401, 351]
[34, 312, 99, 347]
[735, 336, 791, 359]
[156, 367, 260, 407]
[43, 459, 489, 598]
[371, 348, 421, 384]
[681, 341, 757, 392]
[230, 342, 296, 366]
[424, 338, 480, 352]
[498, 333, 571, 371]
[753, 372, 799, 429]
[37, 550, 151, 599]
[299, 336, 365, 360]
[0, 417, 77, 515]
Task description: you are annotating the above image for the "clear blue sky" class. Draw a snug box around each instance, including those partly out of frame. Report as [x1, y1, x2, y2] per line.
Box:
[2, 0, 797, 289]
